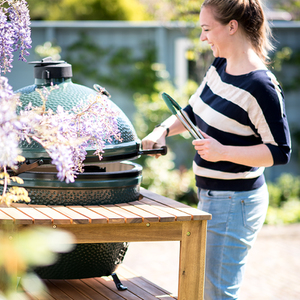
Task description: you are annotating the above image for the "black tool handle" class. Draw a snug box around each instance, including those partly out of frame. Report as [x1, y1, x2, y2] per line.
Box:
[138, 146, 167, 156]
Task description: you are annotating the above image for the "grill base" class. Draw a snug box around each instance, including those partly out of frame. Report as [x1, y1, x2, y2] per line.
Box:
[35, 243, 129, 280]
[26, 186, 140, 206]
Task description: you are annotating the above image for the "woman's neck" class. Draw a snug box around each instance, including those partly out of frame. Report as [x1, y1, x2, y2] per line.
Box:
[225, 43, 267, 76]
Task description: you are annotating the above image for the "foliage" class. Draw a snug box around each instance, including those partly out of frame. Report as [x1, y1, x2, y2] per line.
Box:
[273, 0, 300, 20]
[168, 0, 203, 22]
[0, 226, 74, 299]
[268, 173, 300, 206]
[0, 0, 33, 205]
[270, 46, 300, 167]
[266, 200, 300, 225]
[141, 152, 199, 205]
[271, 46, 293, 73]
[133, 73, 200, 205]
[0, 0, 31, 74]
[270, 46, 300, 91]
[26, 0, 151, 21]
[139, 0, 203, 22]
[27, 0, 204, 22]
[65, 33, 157, 96]
[187, 40, 214, 83]
[266, 173, 300, 224]
[35, 41, 61, 61]
[0, 172, 30, 207]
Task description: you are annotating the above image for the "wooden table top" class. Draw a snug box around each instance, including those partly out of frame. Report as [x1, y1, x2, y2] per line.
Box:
[0, 188, 211, 226]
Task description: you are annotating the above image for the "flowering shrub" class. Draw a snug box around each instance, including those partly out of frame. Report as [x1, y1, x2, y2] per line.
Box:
[0, 0, 121, 205]
[0, 3, 114, 297]
[0, 0, 31, 74]
[0, 227, 75, 299]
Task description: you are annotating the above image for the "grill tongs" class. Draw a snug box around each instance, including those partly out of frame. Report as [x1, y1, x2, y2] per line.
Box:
[161, 92, 204, 139]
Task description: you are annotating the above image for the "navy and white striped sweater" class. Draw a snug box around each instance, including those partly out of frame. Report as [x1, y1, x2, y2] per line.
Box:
[184, 57, 291, 191]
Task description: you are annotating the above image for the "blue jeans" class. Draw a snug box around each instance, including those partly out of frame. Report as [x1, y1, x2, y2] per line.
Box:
[197, 184, 269, 300]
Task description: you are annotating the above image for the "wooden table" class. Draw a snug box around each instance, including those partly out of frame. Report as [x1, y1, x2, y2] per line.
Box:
[0, 188, 211, 300]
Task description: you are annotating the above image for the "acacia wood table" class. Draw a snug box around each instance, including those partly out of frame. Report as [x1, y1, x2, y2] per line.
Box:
[0, 188, 211, 300]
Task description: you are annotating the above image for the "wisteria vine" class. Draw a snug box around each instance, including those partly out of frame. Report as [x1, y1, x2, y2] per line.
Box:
[23, 86, 122, 184]
[0, 1, 122, 205]
[0, 0, 31, 73]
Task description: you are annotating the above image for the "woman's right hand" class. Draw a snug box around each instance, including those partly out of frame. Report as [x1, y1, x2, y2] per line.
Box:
[141, 115, 186, 158]
[141, 126, 168, 158]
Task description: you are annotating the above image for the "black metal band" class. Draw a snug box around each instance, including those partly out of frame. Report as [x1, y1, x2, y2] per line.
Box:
[155, 124, 169, 137]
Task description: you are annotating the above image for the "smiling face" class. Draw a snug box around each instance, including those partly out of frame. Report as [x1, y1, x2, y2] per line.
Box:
[199, 6, 231, 58]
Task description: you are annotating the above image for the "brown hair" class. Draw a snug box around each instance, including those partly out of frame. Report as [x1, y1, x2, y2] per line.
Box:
[202, 0, 273, 63]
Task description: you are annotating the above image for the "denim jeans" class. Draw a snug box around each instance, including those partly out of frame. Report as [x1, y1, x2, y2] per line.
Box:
[197, 184, 269, 300]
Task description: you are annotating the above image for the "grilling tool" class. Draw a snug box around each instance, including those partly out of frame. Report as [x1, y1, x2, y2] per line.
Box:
[161, 92, 204, 139]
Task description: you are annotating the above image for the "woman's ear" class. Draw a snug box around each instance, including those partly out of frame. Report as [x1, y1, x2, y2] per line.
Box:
[228, 20, 238, 35]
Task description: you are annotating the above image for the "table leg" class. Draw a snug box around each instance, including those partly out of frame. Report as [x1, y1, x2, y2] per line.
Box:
[178, 220, 207, 300]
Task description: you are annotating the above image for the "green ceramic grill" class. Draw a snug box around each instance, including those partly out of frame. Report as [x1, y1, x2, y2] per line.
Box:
[14, 57, 165, 282]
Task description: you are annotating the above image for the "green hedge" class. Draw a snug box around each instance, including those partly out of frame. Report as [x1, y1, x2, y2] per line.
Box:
[266, 173, 300, 225]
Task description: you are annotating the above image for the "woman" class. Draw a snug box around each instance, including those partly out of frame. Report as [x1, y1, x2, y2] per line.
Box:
[142, 0, 291, 299]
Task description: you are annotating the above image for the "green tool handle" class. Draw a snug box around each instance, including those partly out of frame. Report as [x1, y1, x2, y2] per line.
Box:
[161, 92, 203, 139]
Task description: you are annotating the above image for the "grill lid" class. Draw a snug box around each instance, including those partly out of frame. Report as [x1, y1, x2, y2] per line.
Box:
[15, 58, 167, 175]
[16, 58, 141, 163]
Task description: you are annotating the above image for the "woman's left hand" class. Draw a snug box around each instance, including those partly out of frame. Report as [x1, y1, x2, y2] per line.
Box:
[192, 131, 225, 162]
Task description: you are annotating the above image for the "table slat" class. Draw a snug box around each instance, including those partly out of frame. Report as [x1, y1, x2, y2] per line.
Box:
[80, 278, 127, 300]
[67, 206, 108, 224]
[129, 202, 175, 222]
[0, 208, 33, 224]
[43, 280, 73, 300]
[116, 202, 160, 223]
[104, 205, 143, 224]
[140, 188, 212, 220]
[48, 280, 91, 300]
[95, 277, 143, 300]
[117, 265, 177, 299]
[16, 207, 52, 225]
[52, 207, 90, 224]
[0, 210, 14, 224]
[103, 276, 158, 300]
[87, 206, 125, 224]
[139, 198, 192, 222]
[67, 279, 108, 300]
[23, 292, 44, 300]
[34, 207, 71, 224]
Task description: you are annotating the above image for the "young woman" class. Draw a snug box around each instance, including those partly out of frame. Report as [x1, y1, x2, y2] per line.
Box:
[142, 0, 291, 299]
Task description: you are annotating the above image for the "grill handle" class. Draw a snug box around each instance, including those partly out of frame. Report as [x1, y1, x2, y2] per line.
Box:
[14, 159, 44, 175]
[138, 146, 167, 156]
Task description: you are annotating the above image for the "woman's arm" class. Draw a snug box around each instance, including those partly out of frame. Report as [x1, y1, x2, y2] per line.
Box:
[141, 115, 186, 157]
[192, 131, 274, 167]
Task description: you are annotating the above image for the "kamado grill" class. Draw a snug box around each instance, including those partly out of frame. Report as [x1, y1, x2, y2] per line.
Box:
[14, 57, 166, 285]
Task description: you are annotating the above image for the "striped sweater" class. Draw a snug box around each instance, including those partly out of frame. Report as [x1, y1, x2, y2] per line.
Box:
[184, 57, 291, 191]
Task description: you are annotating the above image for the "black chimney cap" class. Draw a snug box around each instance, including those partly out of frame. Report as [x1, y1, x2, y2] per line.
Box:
[29, 57, 73, 79]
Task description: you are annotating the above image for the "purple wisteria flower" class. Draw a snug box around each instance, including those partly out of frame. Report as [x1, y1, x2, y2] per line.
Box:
[72, 93, 122, 156]
[21, 88, 121, 184]
[0, 76, 23, 168]
[47, 93, 121, 183]
[0, 0, 31, 74]
[8, 0, 32, 60]
[0, 0, 121, 200]
[0, 80, 113, 184]
[0, 8, 14, 73]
